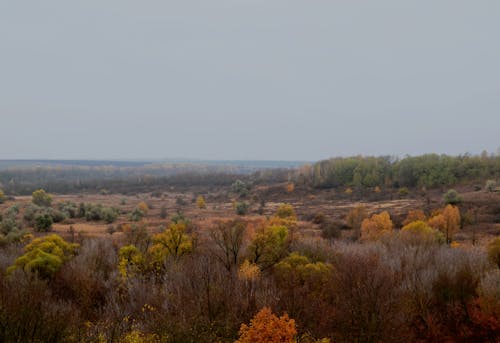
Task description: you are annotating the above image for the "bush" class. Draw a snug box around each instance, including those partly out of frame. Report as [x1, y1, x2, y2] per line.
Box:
[0, 189, 5, 204]
[128, 208, 145, 222]
[32, 189, 52, 207]
[34, 214, 53, 232]
[276, 203, 296, 219]
[235, 202, 249, 215]
[443, 189, 462, 205]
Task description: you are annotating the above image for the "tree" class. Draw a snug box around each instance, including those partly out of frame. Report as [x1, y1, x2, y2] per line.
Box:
[209, 219, 245, 271]
[236, 307, 297, 343]
[149, 222, 192, 262]
[485, 180, 496, 192]
[7, 234, 78, 278]
[0, 189, 5, 204]
[32, 189, 52, 207]
[361, 211, 393, 240]
[442, 205, 461, 243]
[118, 245, 145, 278]
[196, 195, 206, 209]
[247, 224, 289, 270]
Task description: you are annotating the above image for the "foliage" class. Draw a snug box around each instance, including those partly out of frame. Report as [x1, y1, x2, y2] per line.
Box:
[149, 222, 192, 262]
[236, 307, 297, 343]
[403, 209, 426, 225]
[31, 189, 52, 207]
[129, 208, 145, 222]
[34, 213, 53, 232]
[361, 211, 393, 240]
[232, 179, 250, 197]
[137, 201, 149, 214]
[248, 224, 289, 270]
[234, 201, 249, 215]
[427, 205, 461, 244]
[443, 189, 462, 205]
[79, 202, 119, 223]
[276, 203, 296, 220]
[118, 245, 145, 278]
[196, 195, 206, 209]
[0, 189, 5, 203]
[400, 220, 444, 245]
[345, 205, 368, 231]
[8, 234, 78, 278]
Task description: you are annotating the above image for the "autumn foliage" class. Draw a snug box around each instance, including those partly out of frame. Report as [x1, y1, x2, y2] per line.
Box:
[361, 211, 393, 240]
[236, 307, 297, 343]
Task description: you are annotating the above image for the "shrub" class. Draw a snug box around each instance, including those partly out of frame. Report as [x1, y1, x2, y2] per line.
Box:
[400, 220, 444, 245]
[232, 179, 250, 197]
[398, 187, 409, 196]
[361, 211, 393, 240]
[128, 208, 145, 222]
[275, 203, 296, 219]
[443, 189, 462, 205]
[32, 189, 52, 207]
[0, 189, 5, 203]
[34, 213, 53, 232]
[196, 195, 206, 209]
[235, 202, 249, 215]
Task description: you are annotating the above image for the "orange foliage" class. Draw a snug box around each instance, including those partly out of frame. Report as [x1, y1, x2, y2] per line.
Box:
[236, 307, 297, 343]
[403, 209, 426, 225]
[361, 211, 393, 240]
[137, 201, 149, 214]
[286, 183, 295, 193]
[429, 205, 460, 243]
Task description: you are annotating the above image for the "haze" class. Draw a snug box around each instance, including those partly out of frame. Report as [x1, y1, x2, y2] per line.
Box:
[1, 0, 499, 161]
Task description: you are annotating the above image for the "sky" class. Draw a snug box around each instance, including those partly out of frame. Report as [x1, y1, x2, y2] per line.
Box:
[0, 0, 499, 161]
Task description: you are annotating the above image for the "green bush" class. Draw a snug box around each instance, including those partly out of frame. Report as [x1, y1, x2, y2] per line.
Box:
[235, 202, 249, 215]
[34, 214, 53, 232]
[443, 189, 462, 205]
[32, 189, 52, 207]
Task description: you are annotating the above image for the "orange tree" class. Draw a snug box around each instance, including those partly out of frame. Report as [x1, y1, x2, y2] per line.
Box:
[236, 307, 297, 343]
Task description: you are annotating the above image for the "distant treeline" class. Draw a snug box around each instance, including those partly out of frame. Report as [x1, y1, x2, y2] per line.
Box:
[0, 163, 290, 195]
[310, 154, 500, 189]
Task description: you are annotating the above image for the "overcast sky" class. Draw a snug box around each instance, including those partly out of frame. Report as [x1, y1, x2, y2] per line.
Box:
[0, 0, 498, 161]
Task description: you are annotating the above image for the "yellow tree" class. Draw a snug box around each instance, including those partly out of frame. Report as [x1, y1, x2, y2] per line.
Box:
[149, 222, 192, 263]
[346, 206, 368, 233]
[137, 201, 149, 215]
[236, 307, 297, 343]
[361, 211, 393, 240]
[196, 195, 206, 209]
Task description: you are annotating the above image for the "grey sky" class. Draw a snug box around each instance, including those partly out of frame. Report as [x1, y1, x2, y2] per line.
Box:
[1, 0, 499, 161]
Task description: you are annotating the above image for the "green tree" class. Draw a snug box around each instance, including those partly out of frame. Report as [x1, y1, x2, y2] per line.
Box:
[34, 213, 53, 232]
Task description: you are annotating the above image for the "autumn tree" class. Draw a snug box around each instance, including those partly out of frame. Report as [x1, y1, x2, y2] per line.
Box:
[247, 224, 289, 270]
[149, 222, 192, 263]
[8, 234, 78, 278]
[0, 189, 5, 204]
[137, 201, 149, 215]
[236, 307, 297, 343]
[118, 244, 145, 278]
[209, 219, 245, 271]
[345, 205, 368, 239]
[361, 211, 393, 240]
[196, 195, 206, 209]
[428, 205, 461, 244]
[403, 209, 426, 226]
[32, 189, 52, 207]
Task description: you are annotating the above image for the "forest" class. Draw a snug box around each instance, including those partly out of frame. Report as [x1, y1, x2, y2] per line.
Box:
[0, 154, 499, 342]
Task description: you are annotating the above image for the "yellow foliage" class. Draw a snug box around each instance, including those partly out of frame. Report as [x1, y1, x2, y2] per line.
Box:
[137, 202, 149, 215]
[400, 220, 444, 245]
[119, 330, 160, 343]
[196, 195, 206, 209]
[149, 222, 192, 262]
[374, 186, 381, 193]
[118, 245, 144, 278]
[344, 187, 353, 195]
[236, 307, 297, 343]
[275, 203, 296, 220]
[361, 211, 393, 240]
[429, 205, 460, 243]
[238, 260, 261, 281]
